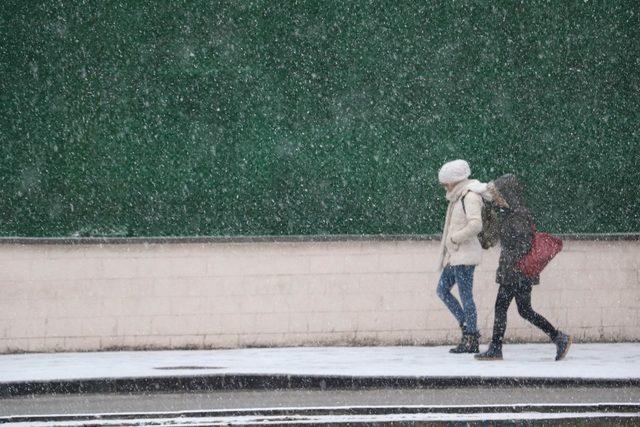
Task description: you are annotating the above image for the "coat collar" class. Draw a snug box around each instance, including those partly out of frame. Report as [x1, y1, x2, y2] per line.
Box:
[445, 179, 478, 202]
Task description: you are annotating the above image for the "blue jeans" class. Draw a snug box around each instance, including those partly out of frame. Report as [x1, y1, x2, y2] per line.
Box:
[436, 265, 478, 334]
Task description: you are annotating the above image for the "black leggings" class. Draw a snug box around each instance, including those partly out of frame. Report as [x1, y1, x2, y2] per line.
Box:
[491, 282, 558, 346]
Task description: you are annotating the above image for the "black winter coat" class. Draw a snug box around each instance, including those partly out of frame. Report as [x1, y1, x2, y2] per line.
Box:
[493, 174, 539, 286]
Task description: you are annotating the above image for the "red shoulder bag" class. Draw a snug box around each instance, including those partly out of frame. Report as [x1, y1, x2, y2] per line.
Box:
[516, 224, 563, 278]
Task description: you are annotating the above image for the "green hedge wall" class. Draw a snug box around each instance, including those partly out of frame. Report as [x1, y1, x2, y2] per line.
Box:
[2, 1, 638, 237]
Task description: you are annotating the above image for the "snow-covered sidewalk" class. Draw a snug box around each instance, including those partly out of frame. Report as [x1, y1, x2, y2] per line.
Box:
[1, 343, 638, 385]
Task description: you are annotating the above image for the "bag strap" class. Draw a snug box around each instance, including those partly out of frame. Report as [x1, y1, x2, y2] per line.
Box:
[460, 190, 469, 214]
[461, 190, 482, 215]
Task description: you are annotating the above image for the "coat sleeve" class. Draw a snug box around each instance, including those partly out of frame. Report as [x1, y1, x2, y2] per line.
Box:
[450, 192, 483, 244]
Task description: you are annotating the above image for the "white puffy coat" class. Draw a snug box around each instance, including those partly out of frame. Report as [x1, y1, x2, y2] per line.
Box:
[437, 179, 485, 269]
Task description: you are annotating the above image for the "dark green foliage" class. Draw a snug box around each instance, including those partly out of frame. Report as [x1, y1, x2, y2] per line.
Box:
[1, 1, 638, 236]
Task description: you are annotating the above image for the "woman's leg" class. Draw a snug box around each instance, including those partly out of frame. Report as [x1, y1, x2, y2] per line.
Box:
[476, 284, 514, 359]
[436, 266, 465, 327]
[491, 285, 515, 346]
[513, 284, 559, 340]
[453, 265, 478, 334]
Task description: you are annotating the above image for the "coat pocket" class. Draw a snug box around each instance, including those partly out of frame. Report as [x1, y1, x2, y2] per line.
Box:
[446, 235, 460, 252]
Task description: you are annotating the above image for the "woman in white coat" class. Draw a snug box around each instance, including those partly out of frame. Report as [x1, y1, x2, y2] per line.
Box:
[436, 159, 487, 353]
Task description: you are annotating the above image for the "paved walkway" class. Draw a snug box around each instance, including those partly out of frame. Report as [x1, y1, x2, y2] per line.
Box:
[1, 343, 638, 388]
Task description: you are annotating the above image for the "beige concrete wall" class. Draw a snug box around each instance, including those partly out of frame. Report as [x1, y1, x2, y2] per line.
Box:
[0, 239, 638, 353]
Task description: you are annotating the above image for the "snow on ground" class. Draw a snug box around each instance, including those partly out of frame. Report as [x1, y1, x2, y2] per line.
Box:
[0, 343, 638, 383]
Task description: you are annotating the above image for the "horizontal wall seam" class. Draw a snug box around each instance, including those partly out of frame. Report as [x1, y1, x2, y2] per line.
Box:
[1, 233, 639, 245]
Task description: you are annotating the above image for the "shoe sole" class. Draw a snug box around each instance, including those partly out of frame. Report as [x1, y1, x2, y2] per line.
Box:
[556, 335, 573, 361]
[474, 356, 503, 361]
[450, 349, 480, 354]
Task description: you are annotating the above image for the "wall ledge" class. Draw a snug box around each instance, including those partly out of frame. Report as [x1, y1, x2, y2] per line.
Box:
[0, 233, 638, 245]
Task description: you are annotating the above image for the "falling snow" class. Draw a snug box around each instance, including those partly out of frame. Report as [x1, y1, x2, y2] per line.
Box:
[1, 2, 638, 237]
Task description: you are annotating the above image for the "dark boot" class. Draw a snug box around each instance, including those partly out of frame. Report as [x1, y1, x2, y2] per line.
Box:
[449, 328, 468, 354]
[450, 332, 480, 354]
[467, 332, 480, 353]
[554, 332, 572, 361]
[474, 343, 503, 360]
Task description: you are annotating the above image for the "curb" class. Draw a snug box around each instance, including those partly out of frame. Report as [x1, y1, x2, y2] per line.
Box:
[3, 374, 640, 397]
[2, 403, 640, 424]
[0, 403, 640, 427]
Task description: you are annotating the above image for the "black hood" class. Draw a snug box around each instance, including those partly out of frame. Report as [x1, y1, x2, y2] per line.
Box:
[493, 174, 526, 210]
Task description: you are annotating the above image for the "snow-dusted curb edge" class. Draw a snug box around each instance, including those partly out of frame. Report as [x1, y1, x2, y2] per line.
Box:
[4, 374, 640, 397]
[2, 403, 640, 425]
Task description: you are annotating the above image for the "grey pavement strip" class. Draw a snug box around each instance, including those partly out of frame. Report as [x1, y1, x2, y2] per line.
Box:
[1, 403, 639, 425]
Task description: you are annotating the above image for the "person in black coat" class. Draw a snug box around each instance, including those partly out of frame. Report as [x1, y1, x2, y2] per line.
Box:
[475, 174, 572, 361]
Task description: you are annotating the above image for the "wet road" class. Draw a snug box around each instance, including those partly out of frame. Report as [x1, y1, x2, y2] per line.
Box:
[2, 386, 639, 416]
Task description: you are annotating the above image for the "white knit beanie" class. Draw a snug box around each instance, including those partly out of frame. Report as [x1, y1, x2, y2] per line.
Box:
[438, 159, 471, 184]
